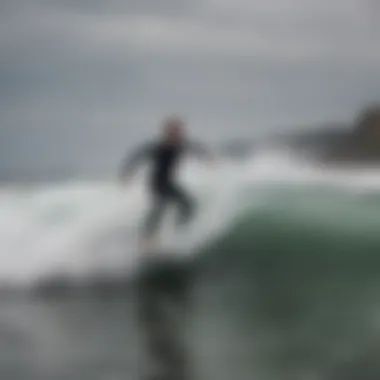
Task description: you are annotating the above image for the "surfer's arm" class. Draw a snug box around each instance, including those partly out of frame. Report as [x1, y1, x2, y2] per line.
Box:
[119, 143, 155, 181]
[186, 141, 214, 161]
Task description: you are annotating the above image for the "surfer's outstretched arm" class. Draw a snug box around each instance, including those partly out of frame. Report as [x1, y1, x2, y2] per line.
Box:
[186, 141, 214, 161]
[119, 143, 155, 181]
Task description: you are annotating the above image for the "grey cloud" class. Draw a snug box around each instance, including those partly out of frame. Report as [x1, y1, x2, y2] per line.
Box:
[0, 0, 380, 181]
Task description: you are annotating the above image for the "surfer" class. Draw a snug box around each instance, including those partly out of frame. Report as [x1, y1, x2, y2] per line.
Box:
[120, 116, 214, 250]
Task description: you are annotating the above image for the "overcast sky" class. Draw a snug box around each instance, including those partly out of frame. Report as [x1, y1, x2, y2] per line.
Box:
[1, 0, 380, 181]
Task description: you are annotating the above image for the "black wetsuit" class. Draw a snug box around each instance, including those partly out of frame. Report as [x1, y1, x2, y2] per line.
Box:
[121, 141, 209, 237]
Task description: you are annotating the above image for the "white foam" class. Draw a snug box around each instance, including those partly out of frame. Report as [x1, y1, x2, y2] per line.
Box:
[0, 151, 380, 286]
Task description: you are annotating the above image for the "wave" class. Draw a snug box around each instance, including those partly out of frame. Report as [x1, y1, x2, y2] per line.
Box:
[1, 150, 380, 290]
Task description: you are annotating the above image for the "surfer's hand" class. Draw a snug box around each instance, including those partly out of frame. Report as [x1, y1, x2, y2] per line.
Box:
[120, 175, 133, 187]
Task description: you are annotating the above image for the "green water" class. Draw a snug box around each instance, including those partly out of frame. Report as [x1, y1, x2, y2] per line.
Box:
[2, 187, 380, 380]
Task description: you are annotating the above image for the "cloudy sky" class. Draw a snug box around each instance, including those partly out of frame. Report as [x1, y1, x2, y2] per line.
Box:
[1, 0, 380, 181]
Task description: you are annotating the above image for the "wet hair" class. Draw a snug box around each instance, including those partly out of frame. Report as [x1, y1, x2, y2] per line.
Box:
[162, 116, 185, 140]
[164, 116, 184, 131]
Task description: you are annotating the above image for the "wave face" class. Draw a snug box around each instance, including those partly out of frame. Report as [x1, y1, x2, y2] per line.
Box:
[1, 149, 380, 289]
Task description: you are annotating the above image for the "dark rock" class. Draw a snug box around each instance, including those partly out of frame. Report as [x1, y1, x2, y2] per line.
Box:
[323, 104, 380, 164]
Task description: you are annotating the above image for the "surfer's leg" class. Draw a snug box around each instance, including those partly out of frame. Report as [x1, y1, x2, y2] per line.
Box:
[143, 193, 168, 240]
[170, 184, 195, 228]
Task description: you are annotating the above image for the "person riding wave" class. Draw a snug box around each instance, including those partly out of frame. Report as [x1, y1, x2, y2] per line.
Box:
[120, 116, 214, 251]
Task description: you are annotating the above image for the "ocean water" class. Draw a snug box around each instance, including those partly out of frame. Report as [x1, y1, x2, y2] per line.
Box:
[1, 149, 380, 380]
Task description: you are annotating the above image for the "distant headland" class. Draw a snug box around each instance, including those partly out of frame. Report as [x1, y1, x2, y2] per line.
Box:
[323, 104, 380, 164]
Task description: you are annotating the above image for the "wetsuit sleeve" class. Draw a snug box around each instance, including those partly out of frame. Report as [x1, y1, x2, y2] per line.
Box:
[185, 141, 213, 160]
[119, 143, 155, 179]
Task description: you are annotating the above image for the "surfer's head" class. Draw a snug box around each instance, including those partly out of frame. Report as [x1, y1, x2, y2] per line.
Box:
[162, 115, 186, 145]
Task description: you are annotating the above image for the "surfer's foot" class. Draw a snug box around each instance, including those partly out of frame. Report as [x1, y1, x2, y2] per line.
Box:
[140, 235, 159, 253]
